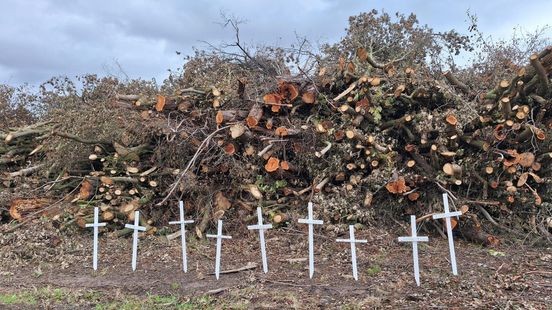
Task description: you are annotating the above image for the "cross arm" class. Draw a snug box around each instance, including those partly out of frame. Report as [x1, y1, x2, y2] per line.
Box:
[206, 234, 232, 239]
[169, 220, 194, 225]
[298, 219, 324, 225]
[124, 224, 147, 231]
[398, 236, 429, 242]
[336, 238, 368, 243]
[432, 211, 462, 219]
[86, 223, 107, 228]
[247, 224, 273, 230]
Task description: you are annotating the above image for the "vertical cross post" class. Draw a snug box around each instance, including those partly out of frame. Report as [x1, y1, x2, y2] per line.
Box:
[432, 193, 462, 275]
[169, 201, 195, 272]
[298, 202, 324, 278]
[336, 225, 367, 280]
[247, 207, 273, 273]
[206, 220, 232, 279]
[85, 207, 106, 271]
[398, 215, 429, 286]
[124, 211, 146, 271]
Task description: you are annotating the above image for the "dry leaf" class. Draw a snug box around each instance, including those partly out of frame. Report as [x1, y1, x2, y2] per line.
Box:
[215, 192, 231, 212]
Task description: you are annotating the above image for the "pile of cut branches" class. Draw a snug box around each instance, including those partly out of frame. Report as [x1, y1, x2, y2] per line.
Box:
[1, 12, 551, 244]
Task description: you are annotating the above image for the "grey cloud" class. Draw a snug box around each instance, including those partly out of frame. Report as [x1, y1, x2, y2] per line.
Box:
[0, 0, 550, 86]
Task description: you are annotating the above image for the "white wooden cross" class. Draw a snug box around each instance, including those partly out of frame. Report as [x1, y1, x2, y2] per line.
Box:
[206, 220, 232, 279]
[432, 193, 462, 275]
[85, 207, 106, 271]
[298, 201, 324, 279]
[247, 207, 273, 273]
[398, 215, 429, 286]
[169, 201, 194, 272]
[336, 225, 367, 280]
[124, 211, 146, 271]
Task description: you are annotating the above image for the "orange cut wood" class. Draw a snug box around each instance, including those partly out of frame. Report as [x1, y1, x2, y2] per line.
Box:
[155, 95, 166, 112]
[394, 84, 406, 97]
[246, 103, 263, 127]
[385, 176, 407, 194]
[338, 56, 346, 71]
[265, 157, 280, 172]
[215, 111, 224, 125]
[302, 92, 316, 104]
[356, 47, 368, 61]
[9, 198, 51, 220]
[223, 143, 236, 155]
[347, 62, 355, 73]
[263, 93, 282, 105]
[518, 152, 535, 168]
[278, 82, 299, 101]
[445, 114, 458, 126]
[280, 160, 290, 171]
[275, 127, 288, 137]
[503, 150, 520, 167]
[77, 179, 94, 200]
[100, 176, 114, 185]
[356, 98, 370, 110]
[407, 192, 420, 201]
[493, 124, 507, 141]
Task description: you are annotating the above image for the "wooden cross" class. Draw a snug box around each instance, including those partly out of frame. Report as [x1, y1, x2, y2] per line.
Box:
[247, 207, 273, 273]
[206, 220, 232, 279]
[398, 215, 429, 286]
[336, 225, 367, 280]
[432, 193, 462, 275]
[85, 207, 106, 271]
[169, 201, 194, 272]
[298, 201, 324, 278]
[124, 211, 146, 271]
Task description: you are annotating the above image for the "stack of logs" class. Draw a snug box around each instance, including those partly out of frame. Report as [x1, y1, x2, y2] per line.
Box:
[0, 122, 50, 180]
[1, 46, 551, 242]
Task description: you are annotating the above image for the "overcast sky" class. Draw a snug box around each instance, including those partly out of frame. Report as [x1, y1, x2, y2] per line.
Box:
[1, 0, 550, 86]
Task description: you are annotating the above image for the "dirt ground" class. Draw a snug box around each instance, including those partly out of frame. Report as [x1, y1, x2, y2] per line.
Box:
[0, 220, 550, 309]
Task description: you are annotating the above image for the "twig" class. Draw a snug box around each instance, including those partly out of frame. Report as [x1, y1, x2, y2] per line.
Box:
[416, 212, 437, 223]
[263, 102, 293, 107]
[257, 144, 273, 157]
[207, 262, 257, 275]
[206, 287, 231, 295]
[52, 131, 111, 145]
[314, 177, 330, 192]
[315, 142, 332, 158]
[8, 164, 44, 177]
[431, 220, 447, 239]
[333, 82, 357, 101]
[434, 181, 458, 201]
